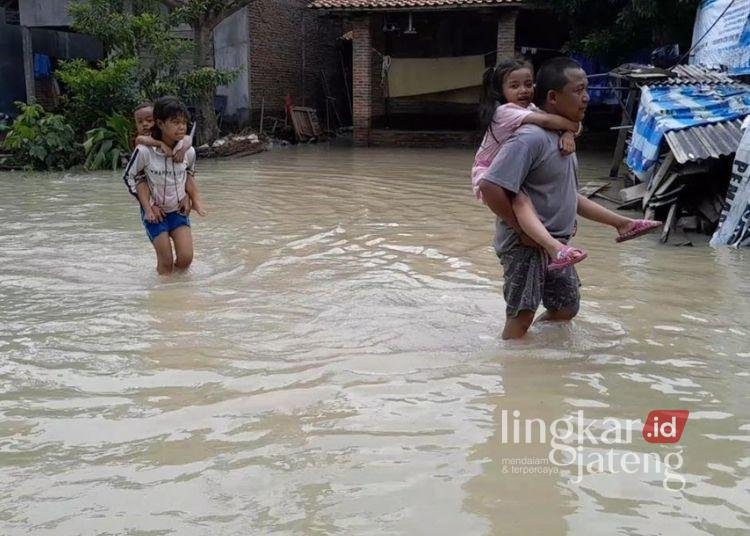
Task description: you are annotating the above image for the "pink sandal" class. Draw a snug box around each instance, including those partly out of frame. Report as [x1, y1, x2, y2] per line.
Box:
[616, 219, 663, 243]
[548, 246, 588, 271]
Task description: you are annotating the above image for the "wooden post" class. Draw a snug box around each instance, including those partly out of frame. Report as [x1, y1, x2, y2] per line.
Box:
[301, 13, 306, 107]
[259, 97, 265, 135]
[610, 84, 638, 178]
[21, 26, 36, 105]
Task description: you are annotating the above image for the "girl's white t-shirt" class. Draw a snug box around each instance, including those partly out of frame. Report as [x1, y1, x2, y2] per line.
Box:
[124, 145, 196, 213]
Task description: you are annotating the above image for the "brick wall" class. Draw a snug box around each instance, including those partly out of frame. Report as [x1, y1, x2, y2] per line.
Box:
[496, 9, 518, 62]
[369, 129, 479, 148]
[369, 14, 386, 120]
[248, 0, 344, 129]
[351, 15, 372, 146]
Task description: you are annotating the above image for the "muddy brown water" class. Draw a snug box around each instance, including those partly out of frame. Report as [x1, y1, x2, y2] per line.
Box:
[1, 146, 748, 535]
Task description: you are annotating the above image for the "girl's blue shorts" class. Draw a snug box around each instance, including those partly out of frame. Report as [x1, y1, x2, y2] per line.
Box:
[141, 209, 190, 242]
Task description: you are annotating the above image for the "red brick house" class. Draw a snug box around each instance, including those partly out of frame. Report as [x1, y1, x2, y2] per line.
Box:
[309, 0, 533, 146]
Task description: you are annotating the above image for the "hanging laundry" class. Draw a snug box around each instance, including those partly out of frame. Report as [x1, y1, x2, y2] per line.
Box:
[386, 55, 485, 98]
[34, 54, 52, 79]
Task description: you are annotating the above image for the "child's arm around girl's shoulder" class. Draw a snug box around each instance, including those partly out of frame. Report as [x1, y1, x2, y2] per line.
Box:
[135, 135, 174, 157]
[520, 106, 580, 135]
[484, 103, 539, 144]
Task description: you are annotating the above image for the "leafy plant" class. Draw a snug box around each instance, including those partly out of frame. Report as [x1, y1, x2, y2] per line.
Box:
[83, 113, 134, 170]
[531, 0, 701, 64]
[2, 102, 79, 170]
[56, 57, 140, 135]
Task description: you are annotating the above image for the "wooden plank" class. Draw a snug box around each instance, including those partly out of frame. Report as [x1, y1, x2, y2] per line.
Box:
[649, 184, 686, 205]
[593, 192, 622, 204]
[290, 107, 314, 141]
[642, 153, 676, 209]
[578, 182, 610, 198]
[620, 182, 646, 203]
[290, 107, 325, 142]
[661, 202, 678, 244]
[610, 86, 638, 178]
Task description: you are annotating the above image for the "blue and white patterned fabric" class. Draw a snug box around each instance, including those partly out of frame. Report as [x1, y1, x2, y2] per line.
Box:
[626, 84, 750, 181]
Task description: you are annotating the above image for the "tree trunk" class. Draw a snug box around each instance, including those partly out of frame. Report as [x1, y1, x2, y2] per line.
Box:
[193, 23, 220, 144]
[123, 0, 133, 15]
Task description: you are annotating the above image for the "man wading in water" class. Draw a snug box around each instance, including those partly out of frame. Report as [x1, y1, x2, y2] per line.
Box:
[478, 57, 660, 339]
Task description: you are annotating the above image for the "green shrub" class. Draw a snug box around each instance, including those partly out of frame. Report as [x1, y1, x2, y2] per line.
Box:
[2, 102, 79, 170]
[56, 58, 140, 134]
[83, 113, 134, 170]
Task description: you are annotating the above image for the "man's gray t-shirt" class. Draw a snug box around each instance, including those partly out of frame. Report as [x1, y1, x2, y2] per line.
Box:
[482, 124, 578, 253]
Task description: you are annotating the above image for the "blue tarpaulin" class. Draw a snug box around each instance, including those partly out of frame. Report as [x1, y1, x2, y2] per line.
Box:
[626, 84, 750, 180]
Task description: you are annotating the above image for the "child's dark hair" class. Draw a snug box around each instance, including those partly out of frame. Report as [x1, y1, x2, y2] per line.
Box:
[150, 96, 189, 140]
[134, 101, 153, 114]
[479, 58, 533, 141]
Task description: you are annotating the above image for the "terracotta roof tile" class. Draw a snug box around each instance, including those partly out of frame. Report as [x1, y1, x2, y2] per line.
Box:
[309, 0, 522, 10]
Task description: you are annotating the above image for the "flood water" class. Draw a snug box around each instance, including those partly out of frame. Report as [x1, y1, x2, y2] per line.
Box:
[1, 145, 749, 535]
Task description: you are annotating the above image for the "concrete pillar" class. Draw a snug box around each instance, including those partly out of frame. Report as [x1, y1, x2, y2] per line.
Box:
[21, 26, 36, 105]
[496, 9, 518, 63]
[351, 15, 372, 146]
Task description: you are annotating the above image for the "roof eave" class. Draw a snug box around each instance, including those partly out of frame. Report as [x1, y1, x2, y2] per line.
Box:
[309, 3, 524, 12]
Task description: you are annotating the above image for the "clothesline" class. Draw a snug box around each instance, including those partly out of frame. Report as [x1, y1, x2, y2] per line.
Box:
[372, 45, 563, 59]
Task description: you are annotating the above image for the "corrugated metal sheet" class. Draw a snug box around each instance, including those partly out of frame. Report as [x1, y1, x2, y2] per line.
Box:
[664, 119, 744, 164]
[663, 65, 739, 86]
[611, 64, 740, 86]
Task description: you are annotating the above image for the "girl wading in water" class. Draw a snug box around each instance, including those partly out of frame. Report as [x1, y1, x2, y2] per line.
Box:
[124, 96, 204, 275]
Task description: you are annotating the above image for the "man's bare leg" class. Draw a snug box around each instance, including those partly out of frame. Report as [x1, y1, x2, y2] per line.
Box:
[502, 310, 536, 340]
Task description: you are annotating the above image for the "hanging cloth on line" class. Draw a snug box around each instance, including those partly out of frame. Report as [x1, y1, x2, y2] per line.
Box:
[386, 55, 486, 98]
[34, 54, 52, 79]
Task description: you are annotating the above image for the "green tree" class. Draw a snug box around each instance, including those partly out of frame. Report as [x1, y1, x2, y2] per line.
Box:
[68, 0, 250, 143]
[156, 0, 254, 143]
[532, 0, 701, 64]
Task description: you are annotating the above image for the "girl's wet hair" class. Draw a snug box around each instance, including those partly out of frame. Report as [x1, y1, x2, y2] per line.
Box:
[479, 58, 533, 141]
[150, 96, 189, 140]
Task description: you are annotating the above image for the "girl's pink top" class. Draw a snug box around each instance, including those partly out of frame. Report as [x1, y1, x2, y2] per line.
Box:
[471, 103, 536, 199]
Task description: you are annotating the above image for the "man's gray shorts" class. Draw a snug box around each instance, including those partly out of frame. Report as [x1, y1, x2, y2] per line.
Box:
[498, 244, 581, 318]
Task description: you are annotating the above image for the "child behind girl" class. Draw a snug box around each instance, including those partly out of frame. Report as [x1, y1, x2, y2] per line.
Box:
[473, 59, 586, 270]
[133, 102, 206, 216]
[124, 96, 202, 275]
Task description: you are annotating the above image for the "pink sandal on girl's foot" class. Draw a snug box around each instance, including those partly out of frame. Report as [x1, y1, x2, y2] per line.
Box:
[616, 219, 663, 243]
[548, 246, 588, 271]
